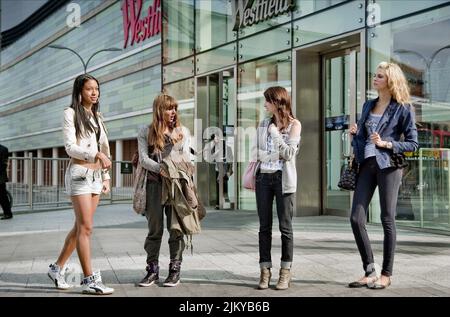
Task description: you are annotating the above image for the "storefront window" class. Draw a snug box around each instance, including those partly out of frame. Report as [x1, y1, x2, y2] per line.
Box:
[375, 0, 448, 23]
[293, 0, 365, 48]
[163, 79, 195, 134]
[163, 56, 195, 84]
[368, 5, 450, 230]
[239, 25, 291, 63]
[195, 0, 236, 52]
[196, 43, 236, 75]
[237, 9, 291, 39]
[237, 52, 291, 210]
[163, 0, 194, 64]
[293, 0, 347, 19]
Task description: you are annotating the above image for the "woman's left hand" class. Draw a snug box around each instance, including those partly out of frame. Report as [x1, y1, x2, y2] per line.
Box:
[370, 132, 385, 147]
[102, 179, 110, 194]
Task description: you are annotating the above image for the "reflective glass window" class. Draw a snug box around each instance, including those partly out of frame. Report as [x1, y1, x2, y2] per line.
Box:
[237, 52, 291, 210]
[368, 5, 450, 230]
[195, 0, 236, 52]
[163, 0, 195, 63]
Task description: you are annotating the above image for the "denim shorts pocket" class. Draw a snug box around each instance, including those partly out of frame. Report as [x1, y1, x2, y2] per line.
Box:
[71, 166, 88, 182]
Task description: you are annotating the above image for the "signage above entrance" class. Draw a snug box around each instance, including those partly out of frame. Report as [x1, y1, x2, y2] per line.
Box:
[231, 0, 294, 31]
[121, 0, 161, 49]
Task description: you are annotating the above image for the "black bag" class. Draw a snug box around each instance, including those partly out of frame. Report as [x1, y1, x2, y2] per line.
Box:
[338, 155, 360, 191]
[389, 153, 408, 168]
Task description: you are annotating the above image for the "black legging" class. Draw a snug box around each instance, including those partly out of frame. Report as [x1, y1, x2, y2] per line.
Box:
[350, 157, 403, 277]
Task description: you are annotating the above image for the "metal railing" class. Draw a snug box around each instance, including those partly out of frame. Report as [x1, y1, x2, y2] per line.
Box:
[6, 157, 134, 211]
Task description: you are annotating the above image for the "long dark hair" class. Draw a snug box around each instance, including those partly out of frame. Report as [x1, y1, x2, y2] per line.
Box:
[263, 86, 294, 131]
[70, 74, 101, 139]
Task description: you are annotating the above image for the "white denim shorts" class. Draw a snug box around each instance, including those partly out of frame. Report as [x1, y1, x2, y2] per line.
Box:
[65, 164, 103, 196]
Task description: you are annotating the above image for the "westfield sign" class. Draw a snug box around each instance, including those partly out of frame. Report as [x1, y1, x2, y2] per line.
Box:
[121, 0, 161, 49]
[232, 0, 293, 31]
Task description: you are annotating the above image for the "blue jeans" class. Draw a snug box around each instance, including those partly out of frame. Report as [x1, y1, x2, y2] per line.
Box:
[255, 171, 294, 269]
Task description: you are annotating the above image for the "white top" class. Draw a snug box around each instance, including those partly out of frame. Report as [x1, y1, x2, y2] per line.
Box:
[62, 107, 111, 180]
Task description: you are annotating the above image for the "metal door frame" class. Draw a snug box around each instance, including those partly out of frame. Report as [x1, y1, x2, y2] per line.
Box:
[291, 30, 366, 216]
[194, 66, 237, 209]
[321, 47, 358, 215]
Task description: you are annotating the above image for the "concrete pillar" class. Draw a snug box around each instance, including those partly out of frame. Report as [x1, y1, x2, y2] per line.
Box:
[24, 151, 29, 185]
[115, 140, 123, 187]
[52, 147, 58, 186]
[37, 149, 44, 186]
[11, 152, 17, 183]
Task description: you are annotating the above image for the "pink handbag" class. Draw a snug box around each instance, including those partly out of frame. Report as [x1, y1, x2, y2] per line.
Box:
[242, 161, 257, 191]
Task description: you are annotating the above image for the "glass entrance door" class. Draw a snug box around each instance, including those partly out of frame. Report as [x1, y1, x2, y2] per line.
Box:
[323, 48, 359, 215]
[195, 69, 236, 210]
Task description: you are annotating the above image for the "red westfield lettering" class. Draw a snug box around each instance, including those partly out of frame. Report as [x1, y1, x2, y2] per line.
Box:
[121, 0, 161, 48]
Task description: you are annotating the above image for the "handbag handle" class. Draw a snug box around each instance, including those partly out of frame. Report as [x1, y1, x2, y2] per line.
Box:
[341, 131, 352, 158]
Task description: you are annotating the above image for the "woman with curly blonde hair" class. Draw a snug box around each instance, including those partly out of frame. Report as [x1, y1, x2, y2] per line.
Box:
[348, 62, 418, 289]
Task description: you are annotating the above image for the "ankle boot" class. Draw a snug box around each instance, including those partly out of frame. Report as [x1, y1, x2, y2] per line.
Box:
[258, 268, 271, 290]
[138, 261, 159, 287]
[163, 260, 181, 287]
[276, 268, 291, 290]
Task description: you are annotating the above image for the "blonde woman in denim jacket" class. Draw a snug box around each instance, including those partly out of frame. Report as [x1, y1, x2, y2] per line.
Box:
[348, 62, 418, 289]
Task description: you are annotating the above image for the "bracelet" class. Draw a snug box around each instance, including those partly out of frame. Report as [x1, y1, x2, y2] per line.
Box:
[385, 141, 393, 149]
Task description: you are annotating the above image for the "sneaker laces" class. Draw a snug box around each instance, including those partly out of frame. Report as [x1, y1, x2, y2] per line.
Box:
[169, 261, 181, 273]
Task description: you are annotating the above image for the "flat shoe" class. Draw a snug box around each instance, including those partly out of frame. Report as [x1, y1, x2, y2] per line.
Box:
[348, 276, 378, 288]
[369, 279, 391, 290]
[348, 281, 368, 288]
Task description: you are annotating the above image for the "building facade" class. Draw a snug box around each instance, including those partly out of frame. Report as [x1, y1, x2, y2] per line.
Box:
[1, 0, 450, 232]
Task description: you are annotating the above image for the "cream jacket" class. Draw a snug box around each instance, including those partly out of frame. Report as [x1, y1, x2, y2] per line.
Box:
[63, 107, 111, 180]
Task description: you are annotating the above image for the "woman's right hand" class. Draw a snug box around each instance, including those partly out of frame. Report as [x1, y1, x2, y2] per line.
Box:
[160, 166, 169, 178]
[349, 123, 358, 135]
[96, 152, 111, 169]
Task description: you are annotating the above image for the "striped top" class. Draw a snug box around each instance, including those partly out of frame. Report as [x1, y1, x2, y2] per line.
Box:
[260, 122, 293, 173]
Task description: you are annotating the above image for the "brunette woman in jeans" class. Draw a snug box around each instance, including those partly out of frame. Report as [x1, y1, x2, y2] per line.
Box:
[348, 62, 418, 289]
[254, 86, 301, 290]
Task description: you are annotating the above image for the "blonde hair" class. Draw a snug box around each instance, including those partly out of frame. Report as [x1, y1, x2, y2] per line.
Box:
[377, 61, 411, 105]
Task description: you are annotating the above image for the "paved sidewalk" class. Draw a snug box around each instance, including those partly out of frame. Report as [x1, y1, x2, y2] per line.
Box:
[0, 204, 450, 297]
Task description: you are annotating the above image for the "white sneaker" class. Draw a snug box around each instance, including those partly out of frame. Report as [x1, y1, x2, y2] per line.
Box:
[47, 263, 72, 290]
[81, 271, 114, 295]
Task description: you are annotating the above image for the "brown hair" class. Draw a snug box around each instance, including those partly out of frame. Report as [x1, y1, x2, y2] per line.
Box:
[148, 94, 182, 152]
[263, 86, 294, 130]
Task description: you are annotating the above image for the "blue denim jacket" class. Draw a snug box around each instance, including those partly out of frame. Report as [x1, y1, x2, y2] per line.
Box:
[351, 98, 419, 169]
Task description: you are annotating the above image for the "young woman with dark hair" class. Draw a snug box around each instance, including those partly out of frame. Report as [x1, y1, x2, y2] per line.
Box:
[48, 74, 113, 295]
[254, 86, 301, 290]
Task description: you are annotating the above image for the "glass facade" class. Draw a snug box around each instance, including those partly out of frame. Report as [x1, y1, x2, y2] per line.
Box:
[195, 0, 236, 52]
[368, 5, 450, 230]
[163, 0, 194, 63]
[0, 0, 162, 152]
[2, 0, 450, 231]
[237, 52, 291, 210]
